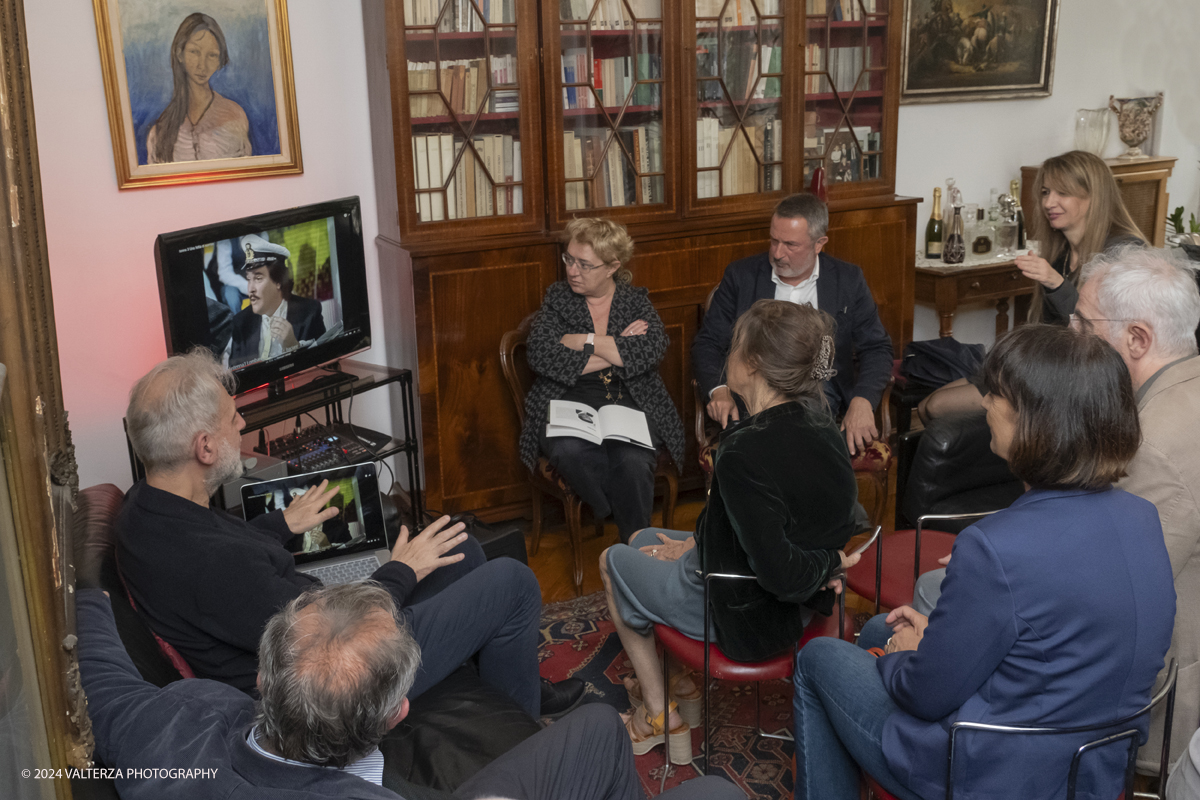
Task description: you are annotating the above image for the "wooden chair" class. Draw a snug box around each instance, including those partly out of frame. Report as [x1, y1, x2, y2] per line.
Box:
[692, 287, 894, 528]
[499, 313, 678, 596]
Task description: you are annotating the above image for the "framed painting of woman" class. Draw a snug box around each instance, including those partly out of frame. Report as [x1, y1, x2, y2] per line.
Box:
[93, 0, 302, 188]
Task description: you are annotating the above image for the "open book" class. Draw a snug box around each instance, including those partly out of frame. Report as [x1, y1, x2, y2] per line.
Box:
[546, 400, 653, 449]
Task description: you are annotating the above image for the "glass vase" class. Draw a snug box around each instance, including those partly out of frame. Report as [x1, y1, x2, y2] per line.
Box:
[1074, 108, 1109, 156]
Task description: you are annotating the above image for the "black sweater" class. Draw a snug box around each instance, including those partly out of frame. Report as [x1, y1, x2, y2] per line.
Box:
[696, 401, 858, 662]
[116, 481, 415, 694]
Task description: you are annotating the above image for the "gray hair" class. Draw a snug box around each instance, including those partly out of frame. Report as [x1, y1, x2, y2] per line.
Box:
[1081, 245, 1200, 360]
[774, 193, 829, 239]
[255, 582, 421, 768]
[125, 347, 236, 472]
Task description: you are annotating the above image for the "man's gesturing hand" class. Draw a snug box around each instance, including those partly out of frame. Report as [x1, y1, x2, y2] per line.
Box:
[389, 516, 469, 582]
[283, 480, 341, 534]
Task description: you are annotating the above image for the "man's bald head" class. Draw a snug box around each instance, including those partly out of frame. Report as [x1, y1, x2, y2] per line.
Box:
[255, 583, 421, 768]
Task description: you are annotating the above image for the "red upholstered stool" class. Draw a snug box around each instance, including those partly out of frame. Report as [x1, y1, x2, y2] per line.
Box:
[652, 576, 856, 786]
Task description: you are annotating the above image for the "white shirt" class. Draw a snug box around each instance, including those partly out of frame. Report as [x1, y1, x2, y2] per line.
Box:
[710, 260, 821, 398]
[771, 261, 820, 308]
[259, 299, 290, 361]
[246, 725, 385, 786]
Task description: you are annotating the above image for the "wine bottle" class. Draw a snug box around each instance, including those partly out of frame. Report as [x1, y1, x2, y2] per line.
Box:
[1010, 179, 1026, 250]
[943, 204, 965, 264]
[925, 187, 944, 259]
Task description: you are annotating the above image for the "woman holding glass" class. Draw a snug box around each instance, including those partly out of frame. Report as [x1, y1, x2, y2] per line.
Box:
[1017, 149, 1144, 324]
[519, 218, 683, 545]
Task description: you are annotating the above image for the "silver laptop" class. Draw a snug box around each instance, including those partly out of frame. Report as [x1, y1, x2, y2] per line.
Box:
[241, 462, 391, 586]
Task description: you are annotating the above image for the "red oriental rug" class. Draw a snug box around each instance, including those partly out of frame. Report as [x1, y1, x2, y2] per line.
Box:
[537, 593, 798, 799]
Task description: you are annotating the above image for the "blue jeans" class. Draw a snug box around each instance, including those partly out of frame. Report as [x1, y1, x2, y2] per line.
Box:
[793, 638, 921, 800]
[402, 538, 542, 718]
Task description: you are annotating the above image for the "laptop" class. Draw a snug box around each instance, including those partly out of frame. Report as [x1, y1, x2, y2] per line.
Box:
[241, 462, 392, 586]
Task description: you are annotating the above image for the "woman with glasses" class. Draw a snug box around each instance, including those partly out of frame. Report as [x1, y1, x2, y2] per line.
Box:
[518, 218, 683, 545]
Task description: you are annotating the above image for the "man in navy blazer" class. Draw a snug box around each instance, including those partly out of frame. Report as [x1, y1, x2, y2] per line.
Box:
[692, 193, 893, 453]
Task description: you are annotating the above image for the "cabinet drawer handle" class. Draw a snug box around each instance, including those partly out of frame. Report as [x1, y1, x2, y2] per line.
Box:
[969, 281, 981, 290]
[1011, 272, 1020, 280]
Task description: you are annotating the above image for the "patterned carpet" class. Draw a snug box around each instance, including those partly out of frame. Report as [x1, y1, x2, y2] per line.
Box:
[537, 592, 799, 799]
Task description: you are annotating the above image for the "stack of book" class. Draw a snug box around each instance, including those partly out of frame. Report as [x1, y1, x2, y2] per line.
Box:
[405, 0, 515, 29]
[561, 51, 662, 109]
[806, 0, 878, 18]
[562, 122, 663, 209]
[407, 56, 519, 119]
[413, 134, 523, 221]
[562, 0, 662, 26]
[695, 0, 780, 21]
[803, 45, 872, 94]
[696, 116, 782, 198]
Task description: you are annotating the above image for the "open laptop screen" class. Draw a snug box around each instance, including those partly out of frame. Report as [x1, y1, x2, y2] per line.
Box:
[241, 462, 387, 565]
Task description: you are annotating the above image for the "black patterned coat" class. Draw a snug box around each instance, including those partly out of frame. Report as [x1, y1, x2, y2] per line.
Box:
[519, 280, 684, 473]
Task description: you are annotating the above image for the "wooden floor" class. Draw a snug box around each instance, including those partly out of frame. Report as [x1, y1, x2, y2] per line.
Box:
[524, 467, 898, 608]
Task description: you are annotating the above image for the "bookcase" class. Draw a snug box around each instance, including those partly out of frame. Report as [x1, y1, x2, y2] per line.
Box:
[369, 0, 917, 519]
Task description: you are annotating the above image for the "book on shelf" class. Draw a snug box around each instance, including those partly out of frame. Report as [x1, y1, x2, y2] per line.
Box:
[700, 0, 767, 20]
[806, 0, 827, 13]
[697, 116, 779, 198]
[413, 133, 521, 220]
[802, 45, 872, 94]
[404, 0, 516, 30]
[562, 124, 661, 208]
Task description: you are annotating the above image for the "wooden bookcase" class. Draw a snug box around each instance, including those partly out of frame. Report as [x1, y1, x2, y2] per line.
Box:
[367, 0, 917, 519]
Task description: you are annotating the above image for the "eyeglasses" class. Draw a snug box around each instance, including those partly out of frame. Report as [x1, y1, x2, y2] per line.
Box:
[561, 252, 610, 272]
[1069, 313, 1133, 333]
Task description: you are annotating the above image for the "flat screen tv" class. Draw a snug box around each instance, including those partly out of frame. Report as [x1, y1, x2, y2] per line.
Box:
[155, 196, 370, 394]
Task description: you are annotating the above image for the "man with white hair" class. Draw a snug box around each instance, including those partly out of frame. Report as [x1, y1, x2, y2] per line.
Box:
[1071, 245, 1200, 773]
[117, 348, 584, 719]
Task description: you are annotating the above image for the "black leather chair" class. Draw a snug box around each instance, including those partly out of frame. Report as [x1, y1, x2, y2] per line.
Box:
[895, 412, 1025, 532]
[70, 484, 539, 800]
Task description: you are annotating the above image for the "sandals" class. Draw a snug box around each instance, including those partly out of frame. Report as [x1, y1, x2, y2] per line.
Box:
[625, 673, 703, 728]
[624, 701, 693, 764]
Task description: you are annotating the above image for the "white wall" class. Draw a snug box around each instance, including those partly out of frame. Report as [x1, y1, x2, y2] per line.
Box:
[25, 0, 405, 490]
[900, 0, 1200, 345]
[25, 0, 1200, 488]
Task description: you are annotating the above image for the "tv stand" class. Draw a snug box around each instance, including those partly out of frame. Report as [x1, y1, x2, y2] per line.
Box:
[266, 367, 353, 401]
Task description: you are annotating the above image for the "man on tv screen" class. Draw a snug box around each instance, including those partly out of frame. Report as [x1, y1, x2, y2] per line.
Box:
[226, 234, 325, 368]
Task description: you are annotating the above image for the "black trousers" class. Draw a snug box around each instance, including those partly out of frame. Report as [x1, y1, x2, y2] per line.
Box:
[454, 704, 744, 800]
[540, 435, 657, 544]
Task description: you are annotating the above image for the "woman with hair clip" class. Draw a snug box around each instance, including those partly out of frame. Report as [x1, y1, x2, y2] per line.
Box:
[1017, 149, 1145, 324]
[146, 13, 251, 164]
[791, 324, 1174, 800]
[918, 150, 1145, 421]
[598, 300, 860, 763]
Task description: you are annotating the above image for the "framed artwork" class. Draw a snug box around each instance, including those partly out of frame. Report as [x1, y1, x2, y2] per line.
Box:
[93, 0, 302, 188]
[900, 0, 1060, 104]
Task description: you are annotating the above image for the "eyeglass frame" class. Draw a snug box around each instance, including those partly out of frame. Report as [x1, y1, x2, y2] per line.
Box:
[1068, 313, 1134, 333]
[561, 251, 613, 272]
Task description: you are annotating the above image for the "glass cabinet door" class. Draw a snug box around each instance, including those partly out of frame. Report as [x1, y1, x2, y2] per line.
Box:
[803, 0, 890, 190]
[402, 0, 528, 223]
[693, 1, 787, 201]
[554, 0, 666, 212]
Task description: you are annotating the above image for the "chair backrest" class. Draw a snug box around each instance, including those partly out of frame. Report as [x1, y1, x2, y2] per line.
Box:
[498, 312, 538, 427]
[946, 660, 1178, 800]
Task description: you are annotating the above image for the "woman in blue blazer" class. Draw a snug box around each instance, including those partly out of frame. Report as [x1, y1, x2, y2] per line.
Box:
[792, 324, 1176, 800]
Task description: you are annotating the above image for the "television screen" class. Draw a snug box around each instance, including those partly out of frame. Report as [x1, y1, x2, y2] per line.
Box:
[155, 197, 370, 393]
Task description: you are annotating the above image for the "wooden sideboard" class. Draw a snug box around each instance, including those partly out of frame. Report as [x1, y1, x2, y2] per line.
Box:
[915, 256, 1034, 339]
[1020, 156, 1176, 247]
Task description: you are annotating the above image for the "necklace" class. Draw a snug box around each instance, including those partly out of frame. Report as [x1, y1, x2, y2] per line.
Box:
[600, 368, 622, 402]
[187, 92, 216, 160]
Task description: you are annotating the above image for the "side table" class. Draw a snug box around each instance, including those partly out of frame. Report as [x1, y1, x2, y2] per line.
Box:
[915, 254, 1035, 338]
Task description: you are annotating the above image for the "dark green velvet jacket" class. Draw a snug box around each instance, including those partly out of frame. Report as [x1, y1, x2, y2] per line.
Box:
[696, 401, 858, 662]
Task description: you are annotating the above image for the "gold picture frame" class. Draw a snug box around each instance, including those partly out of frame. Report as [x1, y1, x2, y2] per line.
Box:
[900, 0, 1060, 104]
[93, 0, 302, 188]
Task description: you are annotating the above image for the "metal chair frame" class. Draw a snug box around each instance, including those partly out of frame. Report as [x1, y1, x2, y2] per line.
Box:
[868, 510, 1003, 615]
[658, 530, 880, 786]
[945, 660, 1178, 800]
